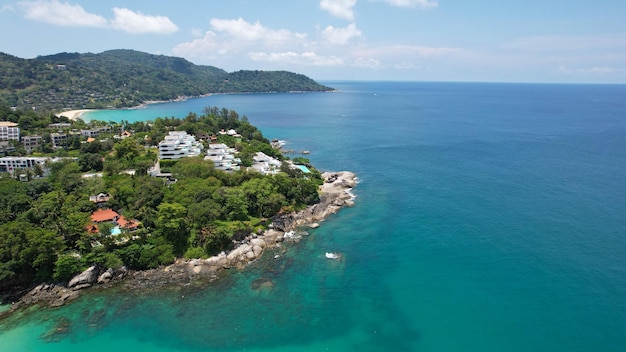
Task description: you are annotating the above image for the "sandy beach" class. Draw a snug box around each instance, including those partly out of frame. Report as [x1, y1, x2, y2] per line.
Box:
[57, 109, 93, 121]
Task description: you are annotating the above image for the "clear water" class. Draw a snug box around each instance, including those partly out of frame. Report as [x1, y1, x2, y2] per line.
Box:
[2, 82, 625, 351]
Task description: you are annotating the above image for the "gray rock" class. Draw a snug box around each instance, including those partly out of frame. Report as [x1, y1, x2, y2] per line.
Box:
[68, 266, 99, 288]
[97, 268, 113, 284]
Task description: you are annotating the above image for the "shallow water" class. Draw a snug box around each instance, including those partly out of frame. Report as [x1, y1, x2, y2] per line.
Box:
[2, 82, 626, 351]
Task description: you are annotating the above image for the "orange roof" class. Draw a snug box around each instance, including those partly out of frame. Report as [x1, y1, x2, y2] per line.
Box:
[91, 208, 119, 222]
[117, 215, 140, 229]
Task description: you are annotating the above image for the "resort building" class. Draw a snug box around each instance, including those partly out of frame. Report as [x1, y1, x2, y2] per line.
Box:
[80, 126, 111, 138]
[89, 192, 111, 205]
[0, 141, 15, 156]
[0, 156, 48, 176]
[158, 131, 203, 160]
[250, 152, 282, 175]
[50, 132, 68, 148]
[204, 143, 241, 171]
[21, 135, 42, 152]
[88, 208, 140, 234]
[48, 123, 72, 129]
[0, 156, 71, 177]
[0, 121, 20, 141]
[218, 129, 242, 138]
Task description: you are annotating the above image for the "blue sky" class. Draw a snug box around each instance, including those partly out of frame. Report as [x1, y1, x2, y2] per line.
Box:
[1, 0, 625, 83]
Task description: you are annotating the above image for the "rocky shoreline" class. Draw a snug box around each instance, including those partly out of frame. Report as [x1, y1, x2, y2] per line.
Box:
[2, 171, 357, 316]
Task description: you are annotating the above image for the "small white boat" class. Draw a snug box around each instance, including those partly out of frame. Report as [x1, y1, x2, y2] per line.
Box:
[325, 252, 340, 260]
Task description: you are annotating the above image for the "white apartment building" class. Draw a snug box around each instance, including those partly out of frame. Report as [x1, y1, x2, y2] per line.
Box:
[250, 152, 282, 175]
[50, 132, 68, 148]
[204, 143, 241, 171]
[158, 131, 203, 160]
[0, 122, 20, 141]
[0, 156, 48, 176]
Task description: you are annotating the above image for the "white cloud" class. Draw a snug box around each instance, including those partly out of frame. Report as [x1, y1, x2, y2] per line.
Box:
[173, 18, 307, 58]
[321, 23, 362, 45]
[354, 44, 460, 59]
[353, 57, 380, 68]
[18, 0, 178, 34]
[320, 0, 357, 20]
[210, 18, 306, 46]
[373, 0, 438, 8]
[173, 31, 221, 58]
[558, 65, 623, 74]
[18, 0, 107, 28]
[172, 15, 460, 75]
[110, 7, 179, 34]
[394, 62, 421, 69]
[506, 35, 626, 53]
[249, 51, 344, 66]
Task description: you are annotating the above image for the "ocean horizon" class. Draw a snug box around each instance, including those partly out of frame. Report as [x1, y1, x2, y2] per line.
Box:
[2, 81, 626, 351]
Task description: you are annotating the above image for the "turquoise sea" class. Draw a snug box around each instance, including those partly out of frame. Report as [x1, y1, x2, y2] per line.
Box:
[2, 82, 626, 351]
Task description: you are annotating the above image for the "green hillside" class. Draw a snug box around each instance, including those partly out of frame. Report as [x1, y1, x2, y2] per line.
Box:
[0, 49, 333, 110]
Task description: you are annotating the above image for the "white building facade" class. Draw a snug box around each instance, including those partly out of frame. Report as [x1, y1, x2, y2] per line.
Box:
[0, 122, 20, 141]
[0, 156, 48, 176]
[158, 131, 204, 160]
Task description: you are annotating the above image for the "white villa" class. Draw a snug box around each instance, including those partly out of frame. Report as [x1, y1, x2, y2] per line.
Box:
[250, 152, 282, 175]
[204, 143, 241, 171]
[218, 129, 242, 138]
[158, 131, 203, 160]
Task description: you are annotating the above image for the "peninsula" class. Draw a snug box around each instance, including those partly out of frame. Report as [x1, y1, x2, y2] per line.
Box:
[9, 171, 357, 312]
[0, 104, 357, 316]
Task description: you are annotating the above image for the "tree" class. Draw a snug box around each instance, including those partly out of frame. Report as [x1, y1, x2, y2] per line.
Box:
[114, 137, 142, 164]
[0, 179, 31, 224]
[222, 188, 249, 221]
[0, 221, 65, 285]
[49, 160, 84, 194]
[53, 254, 83, 281]
[241, 178, 285, 218]
[78, 153, 104, 172]
[155, 202, 190, 255]
[171, 156, 214, 179]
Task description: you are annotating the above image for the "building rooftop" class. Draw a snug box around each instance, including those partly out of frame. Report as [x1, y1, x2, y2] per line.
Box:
[91, 208, 119, 222]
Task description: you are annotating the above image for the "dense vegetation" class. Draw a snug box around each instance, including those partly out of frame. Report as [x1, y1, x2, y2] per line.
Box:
[0, 105, 322, 295]
[0, 49, 333, 111]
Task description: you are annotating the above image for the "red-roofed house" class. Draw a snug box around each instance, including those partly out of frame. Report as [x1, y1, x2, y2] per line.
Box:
[91, 208, 119, 223]
[117, 215, 140, 231]
[88, 209, 141, 234]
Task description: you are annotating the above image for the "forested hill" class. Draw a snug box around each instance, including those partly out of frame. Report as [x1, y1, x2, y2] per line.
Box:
[0, 49, 333, 110]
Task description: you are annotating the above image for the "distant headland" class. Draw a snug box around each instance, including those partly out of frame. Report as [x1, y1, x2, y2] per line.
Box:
[0, 49, 334, 111]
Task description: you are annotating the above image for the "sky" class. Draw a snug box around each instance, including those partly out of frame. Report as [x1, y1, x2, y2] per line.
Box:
[1, 0, 625, 83]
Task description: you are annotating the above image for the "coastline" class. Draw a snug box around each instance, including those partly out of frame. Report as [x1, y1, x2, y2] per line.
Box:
[2, 171, 358, 316]
[54, 90, 332, 121]
[57, 109, 94, 121]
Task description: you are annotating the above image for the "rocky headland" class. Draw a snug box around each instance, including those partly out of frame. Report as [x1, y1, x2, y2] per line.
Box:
[3, 171, 357, 315]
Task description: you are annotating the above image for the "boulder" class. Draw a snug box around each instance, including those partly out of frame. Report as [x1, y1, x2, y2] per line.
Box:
[97, 268, 114, 284]
[68, 266, 99, 288]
